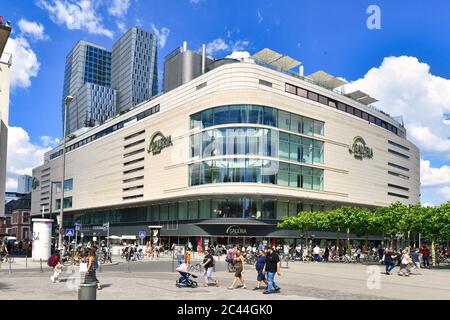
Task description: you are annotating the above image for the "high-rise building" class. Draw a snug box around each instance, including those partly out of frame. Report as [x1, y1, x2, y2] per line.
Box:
[0, 22, 12, 217]
[112, 27, 158, 113]
[163, 42, 214, 93]
[62, 40, 116, 134]
[17, 174, 32, 194]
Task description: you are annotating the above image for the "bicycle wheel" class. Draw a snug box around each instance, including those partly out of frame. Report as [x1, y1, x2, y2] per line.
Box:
[191, 281, 198, 288]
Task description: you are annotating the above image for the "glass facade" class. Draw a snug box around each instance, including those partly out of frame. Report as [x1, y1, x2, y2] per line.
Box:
[189, 159, 324, 191]
[62, 197, 328, 226]
[190, 105, 324, 137]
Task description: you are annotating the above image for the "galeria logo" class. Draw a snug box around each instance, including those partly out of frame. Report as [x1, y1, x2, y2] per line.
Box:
[349, 136, 373, 159]
[32, 177, 40, 190]
[226, 225, 247, 235]
[147, 131, 173, 155]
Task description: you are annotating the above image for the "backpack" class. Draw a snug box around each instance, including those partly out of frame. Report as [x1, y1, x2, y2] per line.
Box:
[48, 255, 55, 267]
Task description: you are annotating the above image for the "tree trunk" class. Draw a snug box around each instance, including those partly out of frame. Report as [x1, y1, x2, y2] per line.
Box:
[381, 232, 385, 248]
[346, 228, 351, 255]
[304, 227, 309, 249]
[365, 232, 369, 253]
[336, 227, 341, 252]
[431, 240, 436, 267]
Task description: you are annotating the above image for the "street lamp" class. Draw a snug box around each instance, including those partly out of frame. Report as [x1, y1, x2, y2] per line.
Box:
[58, 95, 73, 251]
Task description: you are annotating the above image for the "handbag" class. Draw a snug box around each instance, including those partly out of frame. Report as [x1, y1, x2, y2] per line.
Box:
[79, 262, 88, 273]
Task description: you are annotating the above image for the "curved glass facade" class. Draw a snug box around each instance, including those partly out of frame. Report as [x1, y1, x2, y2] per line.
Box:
[190, 128, 324, 164]
[190, 105, 324, 136]
[189, 159, 323, 190]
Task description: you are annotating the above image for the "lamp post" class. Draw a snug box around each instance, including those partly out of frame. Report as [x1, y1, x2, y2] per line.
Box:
[58, 95, 73, 251]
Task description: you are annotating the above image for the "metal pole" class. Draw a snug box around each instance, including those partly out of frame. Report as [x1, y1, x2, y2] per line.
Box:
[40, 259, 43, 273]
[9, 259, 11, 274]
[58, 96, 72, 252]
[127, 259, 130, 273]
[172, 249, 175, 273]
[26, 254, 28, 268]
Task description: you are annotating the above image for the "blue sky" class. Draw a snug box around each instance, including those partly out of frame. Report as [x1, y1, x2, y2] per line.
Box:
[2, 0, 450, 205]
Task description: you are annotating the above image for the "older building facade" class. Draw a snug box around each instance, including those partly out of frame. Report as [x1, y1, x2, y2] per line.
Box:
[31, 59, 420, 247]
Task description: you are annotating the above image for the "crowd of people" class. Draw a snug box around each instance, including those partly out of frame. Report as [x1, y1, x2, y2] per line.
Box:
[0, 240, 32, 261]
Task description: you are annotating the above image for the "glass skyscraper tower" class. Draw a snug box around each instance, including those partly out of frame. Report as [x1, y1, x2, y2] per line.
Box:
[112, 27, 158, 112]
[62, 40, 116, 134]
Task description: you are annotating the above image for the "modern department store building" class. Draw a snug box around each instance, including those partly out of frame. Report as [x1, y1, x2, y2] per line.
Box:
[31, 49, 420, 248]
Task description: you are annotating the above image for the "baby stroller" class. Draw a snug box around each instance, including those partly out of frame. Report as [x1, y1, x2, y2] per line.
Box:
[176, 263, 198, 288]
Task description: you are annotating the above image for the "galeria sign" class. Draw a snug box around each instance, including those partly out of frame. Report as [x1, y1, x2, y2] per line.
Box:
[349, 136, 373, 159]
[226, 225, 247, 235]
[148, 131, 173, 155]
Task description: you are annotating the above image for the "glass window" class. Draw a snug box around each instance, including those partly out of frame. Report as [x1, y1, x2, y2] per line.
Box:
[289, 202, 299, 217]
[354, 108, 362, 118]
[313, 140, 324, 164]
[289, 134, 301, 162]
[214, 129, 226, 156]
[301, 138, 313, 164]
[290, 114, 303, 133]
[229, 105, 245, 123]
[263, 107, 277, 127]
[169, 203, 178, 221]
[55, 197, 72, 209]
[369, 114, 376, 124]
[261, 160, 276, 184]
[201, 109, 213, 128]
[297, 87, 308, 98]
[318, 95, 328, 105]
[278, 110, 290, 131]
[362, 112, 369, 121]
[248, 105, 263, 124]
[202, 131, 215, 157]
[285, 83, 297, 94]
[199, 199, 211, 219]
[243, 199, 259, 219]
[337, 102, 346, 112]
[189, 163, 201, 186]
[214, 106, 229, 125]
[289, 164, 302, 188]
[346, 105, 354, 115]
[328, 100, 337, 108]
[303, 118, 314, 136]
[277, 163, 290, 187]
[190, 134, 201, 158]
[188, 201, 198, 220]
[313, 169, 324, 191]
[276, 201, 289, 220]
[279, 134, 290, 161]
[160, 204, 169, 221]
[178, 202, 188, 220]
[313, 120, 324, 136]
[307, 91, 318, 102]
[201, 161, 212, 184]
[245, 159, 261, 183]
[151, 205, 159, 221]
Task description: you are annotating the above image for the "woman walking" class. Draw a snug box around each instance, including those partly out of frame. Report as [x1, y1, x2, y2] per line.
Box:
[228, 248, 247, 289]
[84, 247, 101, 290]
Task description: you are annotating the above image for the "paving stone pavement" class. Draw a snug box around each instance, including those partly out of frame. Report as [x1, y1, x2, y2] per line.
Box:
[1, 260, 449, 300]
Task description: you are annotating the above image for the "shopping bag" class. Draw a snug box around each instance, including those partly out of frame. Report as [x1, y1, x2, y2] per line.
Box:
[79, 262, 88, 273]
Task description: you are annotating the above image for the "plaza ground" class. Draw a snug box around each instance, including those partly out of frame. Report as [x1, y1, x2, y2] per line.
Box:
[1, 256, 449, 300]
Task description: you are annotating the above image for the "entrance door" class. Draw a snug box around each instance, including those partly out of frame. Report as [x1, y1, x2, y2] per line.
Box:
[228, 237, 244, 248]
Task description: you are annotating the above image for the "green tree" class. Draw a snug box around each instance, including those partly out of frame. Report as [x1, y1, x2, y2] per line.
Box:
[422, 202, 450, 266]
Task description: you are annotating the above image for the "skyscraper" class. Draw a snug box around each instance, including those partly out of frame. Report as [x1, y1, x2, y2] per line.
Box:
[112, 27, 158, 113]
[0, 22, 12, 216]
[62, 40, 116, 134]
[17, 175, 32, 194]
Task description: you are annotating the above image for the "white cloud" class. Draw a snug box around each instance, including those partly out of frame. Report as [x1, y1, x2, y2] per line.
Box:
[18, 19, 49, 41]
[420, 159, 450, 187]
[6, 178, 18, 192]
[37, 0, 113, 38]
[6, 127, 53, 192]
[4, 37, 40, 89]
[205, 38, 250, 56]
[108, 0, 130, 18]
[40, 136, 60, 148]
[205, 38, 228, 55]
[346, 56, 450, 157]
[257, 9, 263, 24]
[117, 22, 127, 33]
[440, 186, 450, 201]
[151, 24, 170, 48]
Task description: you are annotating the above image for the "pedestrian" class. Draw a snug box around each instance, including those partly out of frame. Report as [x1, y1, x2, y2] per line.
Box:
[185, 248, 191, 266]
[384, 248, 396, 275]
[422, 245, 430, 268]
[49, 250, 63, 283]
[410, 248, 421, 274]
[399, 249, 411, 276]
[228, 248, 247, 289]
[323, 246, 330, 262]
[262, 246, 281, 294]
[313, 244, 321, 262]
[202, 249, 218, 287]
[253, 250, 268, 290]
[378, 245, 384, 263]
[84, 247, 101, 290]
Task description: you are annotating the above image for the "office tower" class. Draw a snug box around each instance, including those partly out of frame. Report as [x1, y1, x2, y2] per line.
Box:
[62, 40, 116, 134]
[163, 41, 214, 93]
[112, 27, 158, 113]
[17, 174, 32, 194]
[0, 22, 12, 216]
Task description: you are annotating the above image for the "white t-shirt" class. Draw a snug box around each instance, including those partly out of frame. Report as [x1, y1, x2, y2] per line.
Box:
[313, 247, 320, 254]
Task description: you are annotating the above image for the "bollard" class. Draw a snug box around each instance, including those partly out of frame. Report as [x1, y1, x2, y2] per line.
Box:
[26, 255, 28, 268]
[126, 259, 130, 273]
[9, 259, 12, 274]
[78, 283, 97, 300]
[40, 259, 43, 273]
[99, 262, 102, 273]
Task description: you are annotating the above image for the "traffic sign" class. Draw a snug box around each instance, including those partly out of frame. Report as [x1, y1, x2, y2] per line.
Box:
[75, 226, 80, 231]
[66, 229, 74, 237]
[138, 231, 146, 238]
